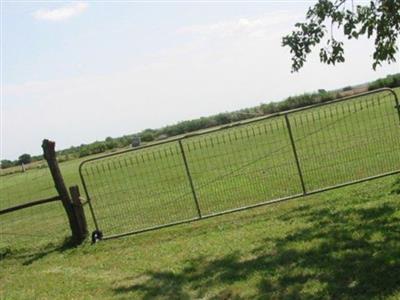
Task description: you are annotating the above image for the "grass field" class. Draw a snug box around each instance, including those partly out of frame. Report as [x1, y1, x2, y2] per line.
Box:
[1, 177, 400, 299]
[0, 88, 400, 299]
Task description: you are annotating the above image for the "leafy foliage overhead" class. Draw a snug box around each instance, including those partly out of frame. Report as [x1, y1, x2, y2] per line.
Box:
[282, 0, 400, 72]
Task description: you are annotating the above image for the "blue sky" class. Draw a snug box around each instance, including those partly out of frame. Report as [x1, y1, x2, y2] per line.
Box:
[1, 1, 399, 160]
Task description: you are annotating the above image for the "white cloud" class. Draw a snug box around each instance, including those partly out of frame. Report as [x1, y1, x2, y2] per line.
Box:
[179, 12, 300, 39]
[33, 2, 88, 22]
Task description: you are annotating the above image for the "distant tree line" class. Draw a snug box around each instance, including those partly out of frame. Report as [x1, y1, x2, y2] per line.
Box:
[367, 73, 400, 91]
[1, 73, 399, 170]
[1, 153, 37, 169]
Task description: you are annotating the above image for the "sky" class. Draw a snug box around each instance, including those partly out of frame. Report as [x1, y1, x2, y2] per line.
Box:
[1, 1, 399, 160]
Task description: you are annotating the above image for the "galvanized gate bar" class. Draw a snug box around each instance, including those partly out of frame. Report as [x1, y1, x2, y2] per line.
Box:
[392, 89, 400, 123]
[79, 163, 101, 232]
[178, 140, 202, 218]
[284, 114, 307, 195]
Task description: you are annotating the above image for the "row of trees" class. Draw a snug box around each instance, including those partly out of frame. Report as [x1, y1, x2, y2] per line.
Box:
[49, 72, 400, 159]
[1, 73, 399, 169]
[131, 73, 399, 144]
[368, 73, 400, 91]
[1, 154, 34, 169]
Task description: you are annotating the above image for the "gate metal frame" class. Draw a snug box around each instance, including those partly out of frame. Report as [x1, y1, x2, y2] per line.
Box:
[79, 88, 400, 241]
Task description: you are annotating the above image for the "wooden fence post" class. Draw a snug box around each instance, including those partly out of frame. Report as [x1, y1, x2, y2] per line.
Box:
[69, 185, 88, 241]
[42, 139, 84, 243]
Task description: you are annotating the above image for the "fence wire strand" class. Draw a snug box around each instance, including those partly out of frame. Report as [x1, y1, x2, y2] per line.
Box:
[0, 166, 69, 247]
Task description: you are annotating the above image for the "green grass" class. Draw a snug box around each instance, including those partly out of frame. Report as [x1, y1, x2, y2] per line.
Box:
[0, 157, 88, 248]
[0, 177, 399, 299]
[0, 88, 400, 299]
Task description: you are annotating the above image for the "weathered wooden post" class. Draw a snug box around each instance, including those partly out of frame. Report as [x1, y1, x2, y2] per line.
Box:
[69, 185, 88, 241]
[42, 139, 86, 243]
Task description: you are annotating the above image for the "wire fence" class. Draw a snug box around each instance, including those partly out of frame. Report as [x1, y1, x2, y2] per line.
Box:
[80, 88, 400, 239]
[0, 167, 55, 210]
[0, 167, 69, 248]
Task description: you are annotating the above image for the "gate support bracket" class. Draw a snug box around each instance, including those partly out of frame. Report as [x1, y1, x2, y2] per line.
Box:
[91, 230, 103, 243]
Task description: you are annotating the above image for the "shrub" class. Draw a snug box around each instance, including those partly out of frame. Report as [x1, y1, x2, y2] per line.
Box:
[342, 86, 352, 91]
[140, 131, 155, 142]
[18, 154, 31, 165]
[79, 146, 90, 158]
[1, 160, 14, 169]
[368, 73, 400, 90]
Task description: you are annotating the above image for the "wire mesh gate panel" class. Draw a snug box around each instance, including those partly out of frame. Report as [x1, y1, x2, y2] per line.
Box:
[80, 142, 202, 235]
[80, 89, 400, 239]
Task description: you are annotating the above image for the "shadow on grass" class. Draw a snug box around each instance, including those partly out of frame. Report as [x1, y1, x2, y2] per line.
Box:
[113, 197, 400, 299]
[0, 236, 78, 265]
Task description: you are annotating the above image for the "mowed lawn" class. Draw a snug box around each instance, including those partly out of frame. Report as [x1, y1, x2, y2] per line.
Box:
[0, 88, 400, 299]
[0, 177, 400, 299]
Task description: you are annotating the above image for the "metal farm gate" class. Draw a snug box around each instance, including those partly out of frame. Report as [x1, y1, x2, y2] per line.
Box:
[79, 88, 400, 240]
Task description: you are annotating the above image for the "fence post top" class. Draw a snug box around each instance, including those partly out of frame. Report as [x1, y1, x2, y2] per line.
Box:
[42, 139, 56, 161]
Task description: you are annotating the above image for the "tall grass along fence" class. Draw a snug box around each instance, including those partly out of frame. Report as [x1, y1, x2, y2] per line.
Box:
[0, 140, 87, 247]
[79, 88, 400, 241]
